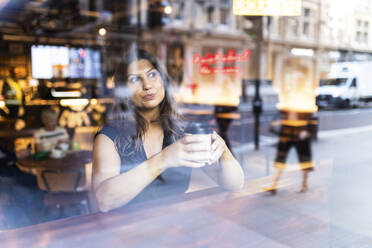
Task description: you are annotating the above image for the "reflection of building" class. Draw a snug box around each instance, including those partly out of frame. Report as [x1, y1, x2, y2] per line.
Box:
[2, 0, 372, 109]
[142, 0, 254, 106]
[263, 0, 321, 99]
[264, 0, 372, 95]
[319, 0, 372, 76]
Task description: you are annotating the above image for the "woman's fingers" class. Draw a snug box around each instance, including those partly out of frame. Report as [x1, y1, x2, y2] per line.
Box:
[210, 132, 227, 163]
[183, 134, 210, 144]
[183, 150, 211, 162]
[211, 131, 217, 141]
[184, 143, 211, 152]
[211, 133, 225, 151]
[210, 145, 225, 164]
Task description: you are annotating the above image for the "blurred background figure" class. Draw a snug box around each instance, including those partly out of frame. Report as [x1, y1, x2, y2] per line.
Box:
[2, 67, 23, 119]
[266, 62, 318, 194]
[266, 111, 316, 194]
[167, 44, 184, 86]
[34, 108, 70, 153]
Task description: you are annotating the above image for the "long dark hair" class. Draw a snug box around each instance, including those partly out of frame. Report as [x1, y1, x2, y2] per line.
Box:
[108, 47, 184, 157]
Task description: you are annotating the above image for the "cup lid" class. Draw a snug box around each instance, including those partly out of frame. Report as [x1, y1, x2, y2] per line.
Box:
[185, 122, 212, 134]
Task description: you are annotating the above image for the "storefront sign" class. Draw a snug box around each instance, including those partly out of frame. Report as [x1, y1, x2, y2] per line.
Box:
[199, 65, 242, 75]
[193, 49, 250, 65]
[192, 49, 250, 75]
[233, 0, 302, 16]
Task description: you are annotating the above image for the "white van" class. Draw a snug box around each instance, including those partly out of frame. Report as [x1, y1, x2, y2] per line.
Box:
[316, 62, 372, 108]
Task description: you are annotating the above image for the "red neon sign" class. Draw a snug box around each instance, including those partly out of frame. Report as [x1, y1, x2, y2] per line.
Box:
[192, 49, 250, 65]
[199, 64, 242, 75]
[192, 49, 250, 75]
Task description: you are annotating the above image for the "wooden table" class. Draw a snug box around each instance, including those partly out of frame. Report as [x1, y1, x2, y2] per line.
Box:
[17, 150, 92, 191]
[17, 150, 92, 170]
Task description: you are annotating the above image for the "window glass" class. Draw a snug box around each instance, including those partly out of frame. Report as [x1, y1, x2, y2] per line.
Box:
[0, 1, 372, 247]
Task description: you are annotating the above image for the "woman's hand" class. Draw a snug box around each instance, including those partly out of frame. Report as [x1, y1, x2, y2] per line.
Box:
[209, 131, 227, 164]
[161, 134, 212, 169]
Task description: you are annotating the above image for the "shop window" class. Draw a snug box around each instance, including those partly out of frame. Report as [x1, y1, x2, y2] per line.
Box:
[220, 8, 230, 25]
[220, 0, 230, 25]
[267, 16, 272, 31]
[174, 0, 184, 20]
[304, 8, 311, 17]
[356, 31, 361, 42]
[364, 32, 368, 44]
[303, 22, 309, 37]
[365, 21, 369, 29]
[207, 6, 214, 24]
[289, 18, 298, 37]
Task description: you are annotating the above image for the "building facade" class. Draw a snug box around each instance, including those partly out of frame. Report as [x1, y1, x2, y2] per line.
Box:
[265, 0, 372, 92]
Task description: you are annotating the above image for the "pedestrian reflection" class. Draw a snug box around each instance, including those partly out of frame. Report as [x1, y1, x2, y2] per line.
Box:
[92, 47, 244, 212]
[214, 105, 238, 150]
[265, 110, 315, 194]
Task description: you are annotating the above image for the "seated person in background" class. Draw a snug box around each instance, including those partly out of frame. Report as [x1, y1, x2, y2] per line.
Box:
[93, 48, 244, 212]
[34, 109, 69, 152]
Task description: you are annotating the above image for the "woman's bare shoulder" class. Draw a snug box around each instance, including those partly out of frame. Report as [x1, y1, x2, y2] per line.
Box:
[94, 134, 120, 161]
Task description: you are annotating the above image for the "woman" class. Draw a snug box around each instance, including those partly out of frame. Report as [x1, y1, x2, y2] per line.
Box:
[93, 48, 244, 212]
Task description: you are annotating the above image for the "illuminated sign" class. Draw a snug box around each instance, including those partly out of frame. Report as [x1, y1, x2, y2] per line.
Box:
[199, 65, 242, 75]
[193, 49, 250, 75]
[233, 0, 302, 16]
[193, 49, 250, 65]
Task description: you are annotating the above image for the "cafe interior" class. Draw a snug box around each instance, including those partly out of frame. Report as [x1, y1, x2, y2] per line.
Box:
[0, 0, 117, 228]
[0, 0, 252, 227]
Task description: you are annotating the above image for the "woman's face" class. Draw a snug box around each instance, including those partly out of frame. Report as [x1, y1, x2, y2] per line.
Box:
[127, 59, 165, 110]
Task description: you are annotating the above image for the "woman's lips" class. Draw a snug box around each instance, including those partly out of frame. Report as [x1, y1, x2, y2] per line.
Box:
[143, 93, 156, 101]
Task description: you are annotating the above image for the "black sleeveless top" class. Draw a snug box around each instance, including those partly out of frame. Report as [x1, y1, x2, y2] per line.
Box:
[96, 125, 192, 205]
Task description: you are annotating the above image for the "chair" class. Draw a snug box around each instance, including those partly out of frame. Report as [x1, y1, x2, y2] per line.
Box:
[36, 164, 92, 220]
[14, 137, 35, 154]
[14, 137, 36, 174]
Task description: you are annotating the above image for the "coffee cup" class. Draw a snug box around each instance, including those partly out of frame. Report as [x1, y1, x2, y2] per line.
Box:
[184, 122, 212, 164]
[59, 143, 69, 151]
[51, 148, 64, 159]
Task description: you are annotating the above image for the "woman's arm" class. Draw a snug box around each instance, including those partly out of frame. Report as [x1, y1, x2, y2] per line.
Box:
[217, 145, 245, 190]
[93, 134, 209, 212]
[92, 134, 167, 212]
[202, 131, 244, 191]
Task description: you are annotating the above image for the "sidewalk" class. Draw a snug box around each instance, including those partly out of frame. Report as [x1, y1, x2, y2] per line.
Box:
[226, 125, 372, 247]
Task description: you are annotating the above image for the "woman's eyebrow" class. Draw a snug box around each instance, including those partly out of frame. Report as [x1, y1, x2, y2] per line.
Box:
[127, 67, 155, 76]
[146, 67, 155, 73]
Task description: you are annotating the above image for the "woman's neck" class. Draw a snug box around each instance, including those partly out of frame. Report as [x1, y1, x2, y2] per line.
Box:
[138, 107, 160, 124]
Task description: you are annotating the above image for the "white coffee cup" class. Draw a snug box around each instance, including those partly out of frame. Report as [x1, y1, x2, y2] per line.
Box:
[185, 122, 213, 164]
[59, 143, 69, 151]
[51, 148, 64, 159]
